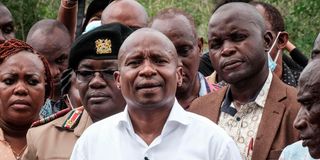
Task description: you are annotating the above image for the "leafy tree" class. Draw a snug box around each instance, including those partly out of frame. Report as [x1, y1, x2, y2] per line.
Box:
[2, 0, 59, 40]
[2, 0, 319, 57]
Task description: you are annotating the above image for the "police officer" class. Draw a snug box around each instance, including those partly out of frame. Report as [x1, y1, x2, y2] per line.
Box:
[22, 23, 132, 160]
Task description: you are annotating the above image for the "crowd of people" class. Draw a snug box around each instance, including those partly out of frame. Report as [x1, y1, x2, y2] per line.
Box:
[0, 0, 319, 160]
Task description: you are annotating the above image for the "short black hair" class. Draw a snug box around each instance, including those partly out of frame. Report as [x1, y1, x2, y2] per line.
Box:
[250, 1, 285, 32]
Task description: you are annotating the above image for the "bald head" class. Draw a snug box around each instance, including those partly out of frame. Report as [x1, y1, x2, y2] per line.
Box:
[26, 19, 71, 48]
[210, 2, 265, 32]
[150, 8, 197, 40]
[299, 59, 320, 87]
[118, 28, 177, 68]
[101, 0, 148, 28]
[26, 19, 72, 100]
[312, 33, 320, 60]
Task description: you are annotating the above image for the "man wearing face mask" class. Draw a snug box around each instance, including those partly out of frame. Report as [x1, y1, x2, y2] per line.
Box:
[251, 1, 306, 87]
[189, 3, 300, 159]
[202, 1, 307, 87]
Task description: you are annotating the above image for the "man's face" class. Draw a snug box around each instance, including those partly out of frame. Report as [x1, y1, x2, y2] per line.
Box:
[76, 59, 125, 122]
[151, 15, 202, 94]
[27, 28, 70, 95]
[255, 4, 284, 71]
[208, 9, 267, 84]
[115, 31, 181, 109]
[311, 34, 320, 59]
[0, 5, 15, 43]
[294, 60, 320, 158]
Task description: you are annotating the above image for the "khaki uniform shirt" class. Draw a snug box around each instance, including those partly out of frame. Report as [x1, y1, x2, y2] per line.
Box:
[22, 108, 92, 160]
[0, 128, 16, 160]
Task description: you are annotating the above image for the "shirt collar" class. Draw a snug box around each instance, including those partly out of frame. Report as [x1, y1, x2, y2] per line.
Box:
[0, 128, 4, 141]
[198, 72, 211, 96]
[255, 70, 273, 107]
[117, 99, 190, 133]
[221, 70, 273, 116]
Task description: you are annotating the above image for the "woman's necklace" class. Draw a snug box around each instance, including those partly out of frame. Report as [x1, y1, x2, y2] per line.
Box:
[12, 145, 27, 160]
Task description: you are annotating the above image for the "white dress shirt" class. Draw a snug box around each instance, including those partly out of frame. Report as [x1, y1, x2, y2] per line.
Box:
[71, 99, 241, 160]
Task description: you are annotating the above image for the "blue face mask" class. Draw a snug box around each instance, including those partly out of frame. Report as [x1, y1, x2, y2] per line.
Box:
[267, 53, 277, 71]
[82, 20, 101, 34]
[267, 32, 281, 72]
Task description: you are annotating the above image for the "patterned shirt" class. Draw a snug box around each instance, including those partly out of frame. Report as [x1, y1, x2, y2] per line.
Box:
[39, 95, 73, 118]
[282, 62, 301, 87]
[218, 71, 273, 160]
[198, 72, 215, 95]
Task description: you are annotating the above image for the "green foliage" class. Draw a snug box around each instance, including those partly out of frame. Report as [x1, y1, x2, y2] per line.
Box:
[264, 0, 320, 57]
[2, 0, 319, 57]
[2, 0, 60, 40]
[139, 0, 214, 47]
[140, 0, 319, 57]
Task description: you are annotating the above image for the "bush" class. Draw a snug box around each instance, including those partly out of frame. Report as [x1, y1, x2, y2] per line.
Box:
[2, 0, 59, 40]
[3, 0, 319, 57]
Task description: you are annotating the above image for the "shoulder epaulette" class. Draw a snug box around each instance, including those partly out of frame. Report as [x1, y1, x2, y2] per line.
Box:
[61, 107, 84, 130]
[32, 107, 72, 127]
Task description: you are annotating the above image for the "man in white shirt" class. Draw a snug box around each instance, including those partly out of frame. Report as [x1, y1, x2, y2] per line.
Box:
[71, 28, 241, 160]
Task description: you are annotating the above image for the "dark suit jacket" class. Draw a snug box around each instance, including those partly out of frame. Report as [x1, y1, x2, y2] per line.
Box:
[188, 75, 300, 160]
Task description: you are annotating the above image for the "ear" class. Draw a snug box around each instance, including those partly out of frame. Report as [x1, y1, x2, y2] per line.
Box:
[176, 66, 183, 87]
[277, 32, 289, 49]
[197, 37, 204, 55]
[264, 31, 273, 51]
[113, 71, 121, 89]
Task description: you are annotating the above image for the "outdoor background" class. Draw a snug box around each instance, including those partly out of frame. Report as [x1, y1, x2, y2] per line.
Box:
[2, 0, 320, 57]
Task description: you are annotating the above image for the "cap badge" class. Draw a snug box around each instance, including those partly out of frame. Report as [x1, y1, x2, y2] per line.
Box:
[95, 39, 112, 54]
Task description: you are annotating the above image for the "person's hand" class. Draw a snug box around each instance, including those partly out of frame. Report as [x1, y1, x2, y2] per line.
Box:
[66, 0, 77, 5]
[62, 0, 77, 8]
[285, 40, 296, 53]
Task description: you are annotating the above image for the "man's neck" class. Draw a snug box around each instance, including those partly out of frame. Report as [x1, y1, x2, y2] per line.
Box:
[176, 76, 200, 109]
[231, 68, 269, 104]
[128, 105, 172, 145]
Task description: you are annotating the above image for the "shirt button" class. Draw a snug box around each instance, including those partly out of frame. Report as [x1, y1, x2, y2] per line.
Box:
[144, 157, 150, 160]
[236, 117, 241, 121]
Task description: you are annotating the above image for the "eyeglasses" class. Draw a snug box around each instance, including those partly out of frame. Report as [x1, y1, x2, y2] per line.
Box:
[75, 70, 116, 82]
